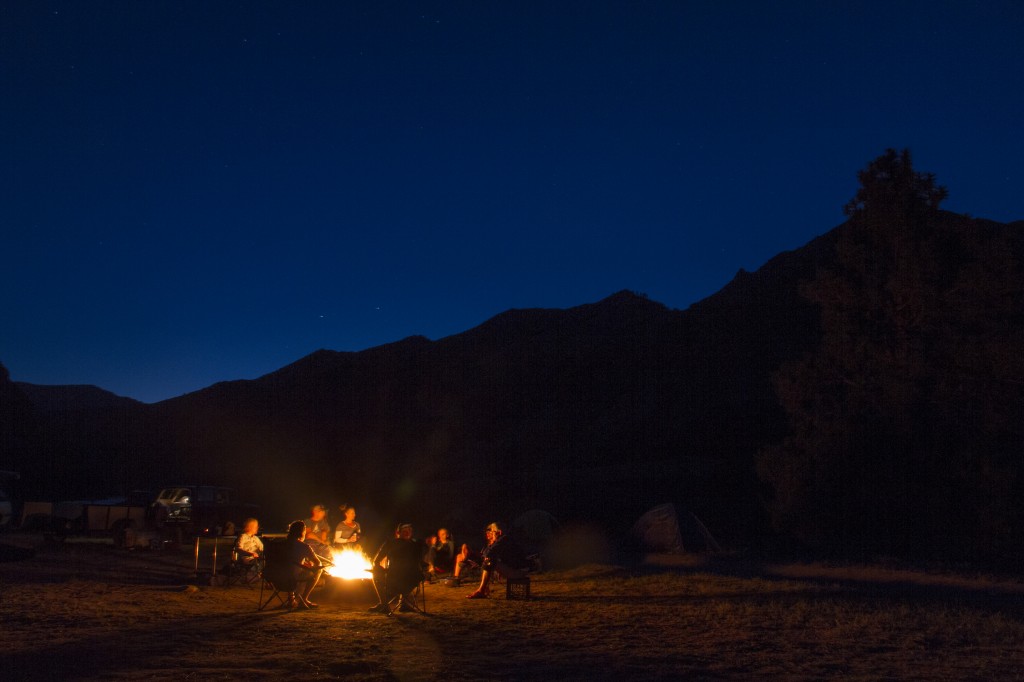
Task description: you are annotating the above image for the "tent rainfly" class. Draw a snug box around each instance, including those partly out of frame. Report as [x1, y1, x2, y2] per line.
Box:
[631, 503, 721, 553]
[511, 509, 559, 553]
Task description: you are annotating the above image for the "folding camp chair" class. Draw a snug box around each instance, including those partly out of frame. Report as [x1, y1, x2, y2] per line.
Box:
[224, 549, 263, 588]
[378, 569, 427, 615]
[400, 576, 427, 614]
[258, 540, 299, 610]
[480, 552, 537, 599]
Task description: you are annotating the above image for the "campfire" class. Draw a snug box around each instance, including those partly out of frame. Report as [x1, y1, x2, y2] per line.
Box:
[326, 546, 374, 580]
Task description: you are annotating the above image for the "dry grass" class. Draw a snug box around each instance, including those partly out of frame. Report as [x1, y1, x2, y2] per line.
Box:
[1, 538, 1023, 681]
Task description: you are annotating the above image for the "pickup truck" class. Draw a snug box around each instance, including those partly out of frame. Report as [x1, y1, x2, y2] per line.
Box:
[151, 485, 258, 536]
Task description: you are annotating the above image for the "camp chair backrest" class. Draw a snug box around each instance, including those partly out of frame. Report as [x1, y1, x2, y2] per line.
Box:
[258, 539, 299, 610]
[261, 539, 298, 591]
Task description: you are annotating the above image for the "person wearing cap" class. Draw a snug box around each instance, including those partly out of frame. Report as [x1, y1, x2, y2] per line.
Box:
[466, 522, 530, 599]
[304, 504, 332, 560]
[368, 523, 425, 614]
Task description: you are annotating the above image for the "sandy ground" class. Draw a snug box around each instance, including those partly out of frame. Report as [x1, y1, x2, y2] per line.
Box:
[1, 534, 573, 682]
[2, 535, 1024, 681]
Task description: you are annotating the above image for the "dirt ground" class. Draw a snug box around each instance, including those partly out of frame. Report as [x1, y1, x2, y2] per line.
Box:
[2, 535, 1023, 681]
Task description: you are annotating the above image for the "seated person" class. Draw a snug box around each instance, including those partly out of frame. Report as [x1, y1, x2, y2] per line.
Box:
[304, 504, 332, 560]
[368, 523, 425, 614]
[285, 520, 326, 609]
[466, 522, 530, 599]
[451, 542, 482, 586]
[426, 527, 456, 578]
[422, 534, 437, 565]
[333, 504, 362, 547]
[233, 517, 264, 565]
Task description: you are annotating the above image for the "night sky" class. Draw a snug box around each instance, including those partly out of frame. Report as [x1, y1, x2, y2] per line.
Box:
[3, 1, 1022, 404]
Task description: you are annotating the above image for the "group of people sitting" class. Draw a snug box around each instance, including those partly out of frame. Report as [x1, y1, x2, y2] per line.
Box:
[275, 503, 362, 609]
[231, 503, 531, 611]
[366, 519, 532, 609]
[300, 503, 362, 557]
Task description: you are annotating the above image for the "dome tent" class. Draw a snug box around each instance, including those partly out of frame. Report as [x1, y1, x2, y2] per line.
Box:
[631, 503, 721, 553]
[511, 509, 559, 554]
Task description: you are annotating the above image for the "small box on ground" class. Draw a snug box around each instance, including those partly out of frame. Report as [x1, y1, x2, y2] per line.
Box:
[506, 576, 530, 600]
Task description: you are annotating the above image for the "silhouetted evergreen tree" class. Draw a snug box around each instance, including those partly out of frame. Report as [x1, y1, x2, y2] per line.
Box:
[758, 150, 1024, 564]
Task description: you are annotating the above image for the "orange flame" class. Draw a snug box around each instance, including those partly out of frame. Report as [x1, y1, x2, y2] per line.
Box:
[327, 547, 374, 580]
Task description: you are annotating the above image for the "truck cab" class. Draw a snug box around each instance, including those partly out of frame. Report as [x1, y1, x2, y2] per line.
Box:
[152, 485, 254, 535]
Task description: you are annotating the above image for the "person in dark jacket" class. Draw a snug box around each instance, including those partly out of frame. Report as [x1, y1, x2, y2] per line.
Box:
[285, 520, 326, 609]
[426, 527, 456, 579]
[368, 523, 425, 613]
[466, 522, 529, 599]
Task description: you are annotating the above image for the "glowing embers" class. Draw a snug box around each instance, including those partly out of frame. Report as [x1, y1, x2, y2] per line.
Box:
[326, 546, 373, 580]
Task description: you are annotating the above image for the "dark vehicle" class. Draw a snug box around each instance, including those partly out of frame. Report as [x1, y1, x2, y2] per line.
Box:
[0, 470, 17, 528]
[151, 485, 257, 536]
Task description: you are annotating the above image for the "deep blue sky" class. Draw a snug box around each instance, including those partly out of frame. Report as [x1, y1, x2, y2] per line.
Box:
[2, 1, 1022, 403]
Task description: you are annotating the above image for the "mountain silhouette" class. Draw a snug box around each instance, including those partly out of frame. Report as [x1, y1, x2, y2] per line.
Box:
[3, 210, 1022, 560]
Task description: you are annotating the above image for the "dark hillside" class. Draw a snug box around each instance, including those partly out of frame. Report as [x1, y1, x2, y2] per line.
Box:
[14, 383, 140, 413]
[6, 265, 828, 544]
[6, 208, 1023, 563]
[1, 371, 148, 501]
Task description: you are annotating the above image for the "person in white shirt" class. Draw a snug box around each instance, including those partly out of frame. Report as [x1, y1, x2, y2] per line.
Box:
[233, 517, 264, 564]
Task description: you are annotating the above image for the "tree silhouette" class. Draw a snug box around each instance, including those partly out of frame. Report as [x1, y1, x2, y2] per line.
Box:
[843, 148, 948, 218]
[758, 150, 1024, 564]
